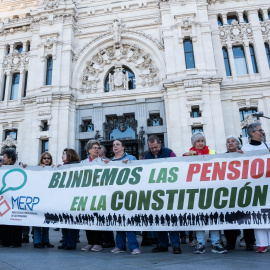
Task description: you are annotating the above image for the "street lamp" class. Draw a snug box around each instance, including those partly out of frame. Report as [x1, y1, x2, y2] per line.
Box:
[252, 111, 270, 120]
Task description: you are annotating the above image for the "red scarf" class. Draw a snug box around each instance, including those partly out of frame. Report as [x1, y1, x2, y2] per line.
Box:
[189, 146, 210, 155]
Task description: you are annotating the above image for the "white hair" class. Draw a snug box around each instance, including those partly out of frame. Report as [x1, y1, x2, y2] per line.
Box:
[226, 135, 242, 150]
[191, 132, 206, 146]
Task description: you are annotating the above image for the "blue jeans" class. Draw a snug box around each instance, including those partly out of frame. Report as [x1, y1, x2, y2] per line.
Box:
[116, 231, 139, 251]
[34, 227, 49, 244]
[61, 229, 78, 248]
[157, 231, 181, 248]
[196, 230, 220, 245]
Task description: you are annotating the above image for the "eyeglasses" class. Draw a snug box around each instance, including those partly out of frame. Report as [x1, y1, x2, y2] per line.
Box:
[92, 147, 101, 150]
[43, 157, 51, 160]
[254, 129, 264, 133]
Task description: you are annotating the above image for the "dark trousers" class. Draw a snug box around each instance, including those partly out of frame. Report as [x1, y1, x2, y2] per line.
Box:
[0, 225, 22, 247]
[244, 229, 255, 245]
[86, 230, 103, 245]
[224, 230, 239, 246]
[102, 231, 115, 243]
[62, 229, 78, 248]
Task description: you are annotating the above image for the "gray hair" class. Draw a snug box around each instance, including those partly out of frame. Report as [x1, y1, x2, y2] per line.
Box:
[100, 145, 106, 155]
[84, 140, 100, 152]
[226, 135, 242, 150]
[246, 122, 261, 138]
[191, 131, 206, 146]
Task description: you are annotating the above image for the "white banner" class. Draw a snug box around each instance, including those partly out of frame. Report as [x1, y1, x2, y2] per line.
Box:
[0, 151, 270, 231]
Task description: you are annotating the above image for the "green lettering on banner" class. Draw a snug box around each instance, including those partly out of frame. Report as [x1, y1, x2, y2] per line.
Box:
[90, 196, 97, 210]
[229, 187, 237, 208]
[157, 168, 167, 183]
[186, 189, 199, 210]
[125, 191, 137, 210]
[48, 172, 61, 188]
[238, 182, 252, 207]
[70, 196, 80, 211]
[116, 168, 130, 185]
[253, 185, 268, 206]
[152, 190, 164, 210]
[177, 189, 185, 210]
[59, 172, 67, 188]
[97, 195, 106, 210]
[198, 188, 213, 210]
[148, 169, 156, 183]
[65, 171, 74, 188]
[100, 168, 118, 185]
[71, 170, 83, 188]
[168, 167, 179, 183]
[137, 190, 151, 210]
[81, 170, 92, 187]
[214, 188, 228, 209]
[166, 190, 178, 210]
[129, 167, 143, 185]
[92, 169, 103, 186]
[111, 191, 123, 210]
[77, 196, 88, 211]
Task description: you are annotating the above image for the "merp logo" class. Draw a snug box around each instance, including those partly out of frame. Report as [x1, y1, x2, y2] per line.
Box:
[0, 196, 11, 217]
[11, 196, 40, 211]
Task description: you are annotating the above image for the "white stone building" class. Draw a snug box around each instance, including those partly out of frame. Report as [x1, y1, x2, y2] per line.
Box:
[0, 0, 270, 164]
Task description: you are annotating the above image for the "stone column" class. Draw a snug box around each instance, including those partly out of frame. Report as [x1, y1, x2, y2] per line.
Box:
[19, 69, 26, 98]
[222, 14, 228, 25]
[4, 71, 12, 103]
[227, 44, 237, 79]
[243, 41, 254, 78]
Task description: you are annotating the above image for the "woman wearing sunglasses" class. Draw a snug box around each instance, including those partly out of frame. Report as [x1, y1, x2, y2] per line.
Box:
[33, 152, 55, 248]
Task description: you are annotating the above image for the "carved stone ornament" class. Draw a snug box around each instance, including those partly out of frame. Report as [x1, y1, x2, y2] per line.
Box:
[108, 63, 129, 91]
[38, 34, 61, 61]
[159, 0, 187, 4]
[41, 0, 60, 9]
[219, 21, 253, 45]
[2, 50, 29, 73]
[171, 17, 200, 31]
[261, 21, 270, 37]
[74, 19, 164, 62]
[1, 135, 17, 148]
[241, 114, 259, 129]
[81, 43, 159, 92]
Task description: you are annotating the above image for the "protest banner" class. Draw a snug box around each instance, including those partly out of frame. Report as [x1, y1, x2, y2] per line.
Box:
[0, 150, 269, 231]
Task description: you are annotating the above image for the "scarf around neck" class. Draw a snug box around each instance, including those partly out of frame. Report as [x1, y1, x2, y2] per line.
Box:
[189, 145, 210, 155]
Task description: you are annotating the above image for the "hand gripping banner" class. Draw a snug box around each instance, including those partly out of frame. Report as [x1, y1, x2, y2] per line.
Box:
[0, 150, 270, 231]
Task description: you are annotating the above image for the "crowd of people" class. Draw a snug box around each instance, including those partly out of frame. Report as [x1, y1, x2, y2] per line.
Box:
[0, 122, 269, 254]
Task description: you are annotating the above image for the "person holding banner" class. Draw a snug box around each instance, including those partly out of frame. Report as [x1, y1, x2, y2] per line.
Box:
[110, 140, 140, 255]
[184, 132, 227, 254]
[81, 140, 104, 252]
[58, 148, 80, 250]
[33, 152, 55, 248]
[144, 135, 182, 255]
[241, 122, 270, 253]
[0, 148, 23, 248]
[224, 136, 243, 250]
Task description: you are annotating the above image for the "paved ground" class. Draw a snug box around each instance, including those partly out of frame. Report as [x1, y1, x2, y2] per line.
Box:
[0, 230, 269, 270]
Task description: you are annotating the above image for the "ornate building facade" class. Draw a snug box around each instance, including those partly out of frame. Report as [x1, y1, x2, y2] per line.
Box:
[0, 0, 270, 163]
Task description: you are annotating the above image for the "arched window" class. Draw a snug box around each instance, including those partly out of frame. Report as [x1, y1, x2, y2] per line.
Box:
[222, 47, 231, 76]
[104, 66, 135, 92]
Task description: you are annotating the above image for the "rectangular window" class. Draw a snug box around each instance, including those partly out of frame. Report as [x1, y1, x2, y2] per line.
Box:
[227, 15, 238, 25]
[239, 108, 257, 122]
[5, 130, 17, 140]
[46, 56, 53, 85]
[2, 75, 7, 101]
[41, 140, 49, 153]
[42, 121, 50, 131]
[190, 107, 201, 118]
[222, 47, 231, 76]
[249, 45, 258, 73]
[15, 44, 23, 53]
[23, 71, 28, 97]
[233, 46, 248, 75]
[184, 39, 195, 69]
[192, 126, 203, 134]
[265, 43, 270, 68]
[10, 73, 20, 100]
